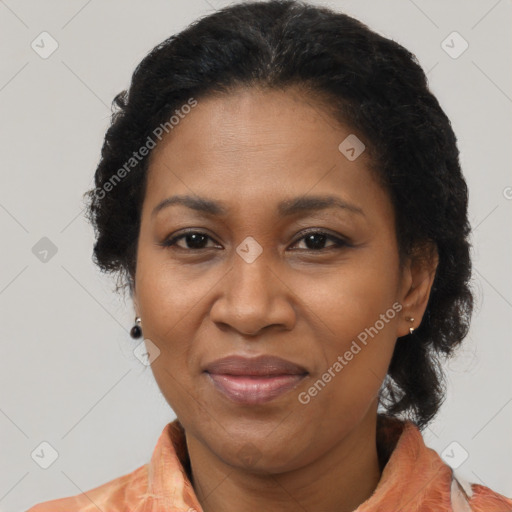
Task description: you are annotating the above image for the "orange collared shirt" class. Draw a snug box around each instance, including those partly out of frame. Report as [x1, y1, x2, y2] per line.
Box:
[27, 414, 512, 512]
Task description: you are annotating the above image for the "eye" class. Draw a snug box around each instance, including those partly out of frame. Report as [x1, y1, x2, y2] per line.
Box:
[290, 230, 350, 251]
[160, 229, 350, 252]
[161, 230, 219, 250]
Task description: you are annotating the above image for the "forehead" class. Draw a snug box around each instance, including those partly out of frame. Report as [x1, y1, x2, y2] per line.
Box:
[143, 87, 389, 222]
[149, 86, 347, 160]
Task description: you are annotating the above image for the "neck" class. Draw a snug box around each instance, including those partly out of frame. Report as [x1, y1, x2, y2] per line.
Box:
[186, 410, 382, 512]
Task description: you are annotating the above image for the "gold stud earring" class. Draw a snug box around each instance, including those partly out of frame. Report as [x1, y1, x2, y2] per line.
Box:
[407, 317, 415, 335]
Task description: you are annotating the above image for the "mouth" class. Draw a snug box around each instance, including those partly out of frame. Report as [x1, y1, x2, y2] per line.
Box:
[204, 354, 308, 405]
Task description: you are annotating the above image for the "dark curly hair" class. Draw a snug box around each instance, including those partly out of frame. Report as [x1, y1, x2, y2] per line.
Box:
[83, 0, 474, 430]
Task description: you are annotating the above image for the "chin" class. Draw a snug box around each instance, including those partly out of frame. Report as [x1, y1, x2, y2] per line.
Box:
[212, 429, 310, 475]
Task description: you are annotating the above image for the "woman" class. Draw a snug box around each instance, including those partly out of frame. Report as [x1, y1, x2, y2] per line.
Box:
[27, 1, 512, 511]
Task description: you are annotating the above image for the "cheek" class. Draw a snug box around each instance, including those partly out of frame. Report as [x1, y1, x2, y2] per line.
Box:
[135, 249, 208, 343]
[296, 251, 400, 411]
[299, 245, 400, 342]
[134, 260, 198, 397]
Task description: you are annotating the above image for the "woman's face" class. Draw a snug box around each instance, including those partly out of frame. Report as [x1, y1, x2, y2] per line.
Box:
[133, 87, 433, 473]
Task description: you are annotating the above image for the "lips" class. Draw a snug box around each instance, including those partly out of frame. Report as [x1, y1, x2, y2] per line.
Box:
[204, 355, 308, 405]
[204, 355, 307, 376]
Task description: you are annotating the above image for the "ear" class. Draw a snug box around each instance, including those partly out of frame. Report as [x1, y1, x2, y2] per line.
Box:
[397, 241, 439, 338]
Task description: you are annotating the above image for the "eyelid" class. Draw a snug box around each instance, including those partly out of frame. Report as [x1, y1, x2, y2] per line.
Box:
[161, 228, 220, 249]
[290, 227, 352, 247]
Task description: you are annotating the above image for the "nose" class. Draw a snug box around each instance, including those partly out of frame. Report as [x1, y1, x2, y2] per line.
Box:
[209, 252, 296, 337]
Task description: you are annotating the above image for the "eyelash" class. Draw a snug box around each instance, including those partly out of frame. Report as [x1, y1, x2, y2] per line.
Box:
[160, 228, 351, 252]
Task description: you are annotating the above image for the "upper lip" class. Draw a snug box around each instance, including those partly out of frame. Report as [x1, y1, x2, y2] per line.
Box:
[204, 355, 308, 376]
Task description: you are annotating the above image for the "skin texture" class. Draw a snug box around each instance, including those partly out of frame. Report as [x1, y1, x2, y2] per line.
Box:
[132, 86, 438, 512]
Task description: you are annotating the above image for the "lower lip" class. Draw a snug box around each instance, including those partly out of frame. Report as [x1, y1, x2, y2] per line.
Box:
[206, 373, 307, 405]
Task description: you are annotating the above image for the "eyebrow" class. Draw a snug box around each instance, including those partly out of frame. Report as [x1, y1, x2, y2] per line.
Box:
[151, 194, 365, 219]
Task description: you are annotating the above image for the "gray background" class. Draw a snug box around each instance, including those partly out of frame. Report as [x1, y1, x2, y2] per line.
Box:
[0, 1, 511, 511]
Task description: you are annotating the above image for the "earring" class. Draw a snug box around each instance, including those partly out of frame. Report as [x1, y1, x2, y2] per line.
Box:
[407, 317, 415, 335]
[130, 317, 142, 339]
